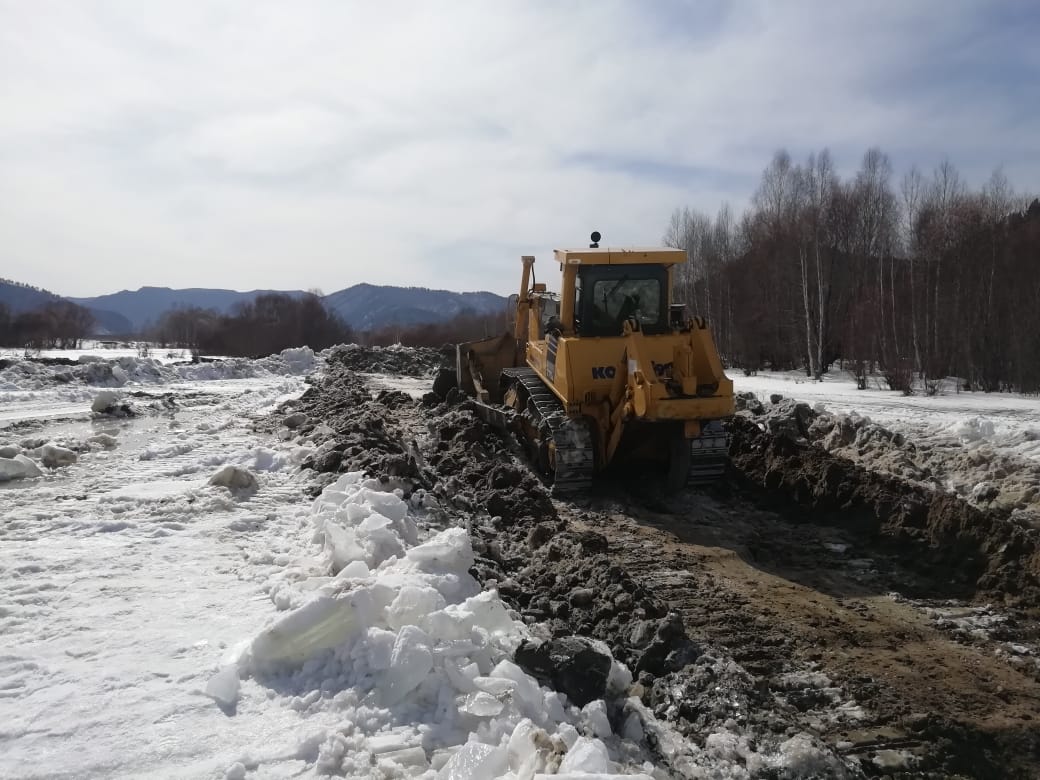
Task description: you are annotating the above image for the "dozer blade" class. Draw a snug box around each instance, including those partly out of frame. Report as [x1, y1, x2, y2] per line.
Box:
[455, 332, 518, 404]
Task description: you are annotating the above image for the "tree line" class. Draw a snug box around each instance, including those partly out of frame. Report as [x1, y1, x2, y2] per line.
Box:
[152, 293, 354, 357]
[666, 149, 1040, 393]
[0, 301, 95, 349]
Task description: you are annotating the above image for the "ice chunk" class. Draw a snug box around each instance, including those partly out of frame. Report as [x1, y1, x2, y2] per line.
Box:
[490, 660, 544, 721]
[380, 746, 429, 769]
[621, 711, 644, 742]
[336, 560, 370, 580]
[435, 742, 507, 780]
[205, 665, 240, 709]
[37, 443, 77, 468]
[360, 524, 406, 566]
[369, 732, 420, 754]
[444, 658, 478, 693]
[224, 763, 247, 780]
[0, 445, 19, 458]
[507, 718, 566, 777]
[359, 512, 392, 532]
[558, 737, 610, 773]
[473, 676, 517, 696]
[406, 527, 475, 572]
[209, 465, 258, 492]
[606, 658, 633, 696]
[457, 691, 504, 717]
[362, 489, 409, 522]
[324, 522, 366, 573]
[462, 591, 516, 636]
[0, 454, 43, 481]
[344, 501, 371, 524]
[382, 625, 433, 705]
[581, 699, 612, 739]
[362, 627, 397, 671]
[91, 389, 121, 412]
[248, 586, 387, 668]
[387, 586, 446, 631]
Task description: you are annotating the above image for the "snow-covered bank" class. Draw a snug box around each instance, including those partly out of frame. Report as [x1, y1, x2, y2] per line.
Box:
[735, 370, 1040, 522]
[0, 347, 316, 393]
[735, 370, 1040, 465]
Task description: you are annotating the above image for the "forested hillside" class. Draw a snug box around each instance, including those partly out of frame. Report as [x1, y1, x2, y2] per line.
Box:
[666, 150, 1040, 393]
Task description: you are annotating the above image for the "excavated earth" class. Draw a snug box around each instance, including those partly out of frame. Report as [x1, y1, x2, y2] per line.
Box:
[278, 347, 1040, 779]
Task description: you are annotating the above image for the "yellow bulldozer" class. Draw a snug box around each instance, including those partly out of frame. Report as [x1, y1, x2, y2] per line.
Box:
[457, 232, 734, 495]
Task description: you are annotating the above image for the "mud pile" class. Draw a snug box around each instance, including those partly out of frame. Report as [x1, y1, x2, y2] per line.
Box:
[728, 412, 1040, 605]
[735, 391, 1040, 525]
[325, 343, 446, 377]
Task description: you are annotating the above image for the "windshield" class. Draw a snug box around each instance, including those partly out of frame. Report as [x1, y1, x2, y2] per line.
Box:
[589, 277, 662, 331]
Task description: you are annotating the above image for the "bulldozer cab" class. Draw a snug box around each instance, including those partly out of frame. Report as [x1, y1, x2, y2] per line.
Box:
[574, 264, 668, 337]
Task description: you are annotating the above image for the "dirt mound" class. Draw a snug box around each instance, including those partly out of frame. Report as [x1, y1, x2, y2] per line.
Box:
[728, 414, 1040, 605]
[325, 343, 446, 377]
[737, 392, 1040, 525]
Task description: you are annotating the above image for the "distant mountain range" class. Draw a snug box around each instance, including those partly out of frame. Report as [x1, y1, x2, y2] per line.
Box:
[0, 279, 132, 335]
[322, 284, 506, 331]
[66, 286, 309, 332]
[1, 280, 507, 334]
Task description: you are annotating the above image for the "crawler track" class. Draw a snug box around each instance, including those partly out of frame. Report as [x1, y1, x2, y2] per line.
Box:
[502, 367, 595, 495]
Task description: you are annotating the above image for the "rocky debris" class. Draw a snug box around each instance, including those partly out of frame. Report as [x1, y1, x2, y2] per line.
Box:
[282, 412, 309, 430]
[325, 343, 446, 378]
[432, 367, 457, 399]
[209, 465, 259, 492]
[514, 637, 612, 707]
[0, 453, 43, 481]
[728, 414, 1040, 604]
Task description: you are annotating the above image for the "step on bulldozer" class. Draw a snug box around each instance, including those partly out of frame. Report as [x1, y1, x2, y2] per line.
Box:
[457, 232, 734, 495]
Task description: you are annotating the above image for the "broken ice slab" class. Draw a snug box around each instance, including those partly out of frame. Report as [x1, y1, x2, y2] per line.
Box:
[247, 585, 391, 668]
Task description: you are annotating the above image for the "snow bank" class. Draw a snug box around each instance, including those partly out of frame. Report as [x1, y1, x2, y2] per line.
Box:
[0, 347, 318, 392]
[220, 472, 651, 778]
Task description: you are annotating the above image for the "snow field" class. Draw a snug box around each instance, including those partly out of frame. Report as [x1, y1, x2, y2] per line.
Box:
[735, 369, 1040, 465]
[0, 347, 317, 393]
[218, 470, 653, 779]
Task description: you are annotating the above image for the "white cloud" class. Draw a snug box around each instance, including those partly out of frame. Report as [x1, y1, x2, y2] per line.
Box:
[0, 0, 1036, 297]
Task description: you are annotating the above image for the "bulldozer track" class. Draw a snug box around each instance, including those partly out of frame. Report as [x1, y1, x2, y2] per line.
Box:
[687, 420, 729, 487]
[502, 367, 595, 496]
[503, 367, 730, 492]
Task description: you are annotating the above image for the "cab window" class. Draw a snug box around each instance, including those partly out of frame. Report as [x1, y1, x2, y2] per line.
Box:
[577, 265, 667, 336]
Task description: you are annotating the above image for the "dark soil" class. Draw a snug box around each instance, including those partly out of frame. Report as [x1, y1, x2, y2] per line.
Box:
[728, 415, 1040, 606]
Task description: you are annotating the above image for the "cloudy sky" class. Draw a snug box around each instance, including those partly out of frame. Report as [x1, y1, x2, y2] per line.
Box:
[2, 1, 1037, 297]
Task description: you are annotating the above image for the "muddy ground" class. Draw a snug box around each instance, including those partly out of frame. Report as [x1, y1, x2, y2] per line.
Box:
[280, 351, 1040, 779]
